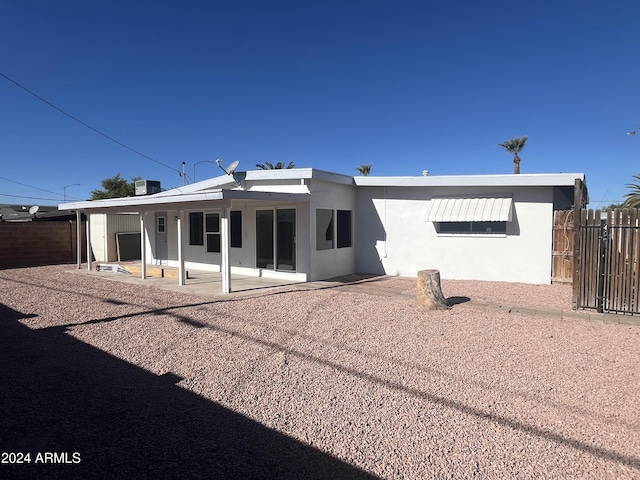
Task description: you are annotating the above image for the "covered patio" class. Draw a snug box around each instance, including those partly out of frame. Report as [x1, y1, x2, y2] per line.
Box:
[59, 188, 310, 294]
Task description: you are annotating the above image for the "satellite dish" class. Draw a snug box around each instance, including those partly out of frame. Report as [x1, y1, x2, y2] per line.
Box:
[216, 159, 241, 175]
[29, 205, 40, 215]
[226, 160, 240, 174]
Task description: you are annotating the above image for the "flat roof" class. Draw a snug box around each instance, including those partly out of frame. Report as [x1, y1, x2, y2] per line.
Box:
[59, 169, 587, 212]
[354, 173, 585, 187]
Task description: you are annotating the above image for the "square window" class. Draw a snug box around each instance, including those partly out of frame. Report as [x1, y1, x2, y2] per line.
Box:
[206, 213, 220, 233]
[207, 233, 221, 253]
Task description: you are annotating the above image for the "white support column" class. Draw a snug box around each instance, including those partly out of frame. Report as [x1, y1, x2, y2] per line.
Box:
[221, 206, 231, 293]
[140, 213, 146, 279]
[76, 210, 82, 269]
[86, 213, 91, 270]
[177, 211, 186, 286]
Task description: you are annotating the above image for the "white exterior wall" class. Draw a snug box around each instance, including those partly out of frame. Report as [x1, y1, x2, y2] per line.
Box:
[308, 179, 357, 281]
[89, 213, 141, 262]
[158, 202, 309, 281]
[355, 185, 555, 284]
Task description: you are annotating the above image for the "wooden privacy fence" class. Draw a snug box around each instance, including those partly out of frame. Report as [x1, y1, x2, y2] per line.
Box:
[575, 208, 640, 314]
[552, 210, 574, 284]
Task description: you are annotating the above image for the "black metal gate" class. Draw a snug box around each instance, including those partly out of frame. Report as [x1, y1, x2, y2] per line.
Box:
[576, 209, 640, 315]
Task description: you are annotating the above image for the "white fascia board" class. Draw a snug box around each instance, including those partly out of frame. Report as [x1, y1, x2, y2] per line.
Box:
[59, 189, 310, 212]
[245, 168, 314, 181]
[59, 190, 226, 211]
[224, 190, 310, 202]
[247, 184, 311, 194]
[354, 173, 586, 188]
[244, 168, 355, 185]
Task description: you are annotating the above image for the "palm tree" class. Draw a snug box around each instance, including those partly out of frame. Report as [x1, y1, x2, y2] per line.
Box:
[356, 164, 372, 176]
[255, 161, 295, 170]
[498, 135, 528, 174]
[623, 174, 640, 208]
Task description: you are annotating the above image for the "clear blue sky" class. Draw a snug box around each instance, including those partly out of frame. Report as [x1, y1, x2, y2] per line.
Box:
[1, 0, 639, 207]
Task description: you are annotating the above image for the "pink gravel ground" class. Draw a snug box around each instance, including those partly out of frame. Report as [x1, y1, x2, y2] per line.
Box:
[1, 264, 639, 479]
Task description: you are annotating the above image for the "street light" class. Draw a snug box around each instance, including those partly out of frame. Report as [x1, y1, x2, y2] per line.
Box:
[193, 161, 215, 182]
[64, 183, 80, 202]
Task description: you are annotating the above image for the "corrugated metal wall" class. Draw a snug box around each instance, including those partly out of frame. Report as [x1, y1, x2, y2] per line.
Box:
[90, 214, 140, 262]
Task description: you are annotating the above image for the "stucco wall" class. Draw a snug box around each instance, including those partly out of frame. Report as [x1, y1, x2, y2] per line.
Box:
[308, 180, 357, 281]
[151, 202, 310, 281]
[355, 185, 555, 284]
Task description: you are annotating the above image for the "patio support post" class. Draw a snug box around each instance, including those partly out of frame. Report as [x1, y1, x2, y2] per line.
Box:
[86, 213, 91, 271]
[177, 210, 186, 286]
[76, 210, 82, 269]
[221, 206, 231, 293]
[140, 213, 146, 279]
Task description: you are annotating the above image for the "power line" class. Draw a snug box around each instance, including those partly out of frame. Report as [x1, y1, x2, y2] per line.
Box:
[0, 193, 70, 202]
[0, 71, 180, 174]
[0, 175, 80, 200]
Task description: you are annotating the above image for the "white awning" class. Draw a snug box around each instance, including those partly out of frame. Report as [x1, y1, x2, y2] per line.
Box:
[425, 197, 513, 222]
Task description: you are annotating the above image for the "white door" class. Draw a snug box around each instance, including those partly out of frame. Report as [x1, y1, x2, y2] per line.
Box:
[155, 212, 168, 265]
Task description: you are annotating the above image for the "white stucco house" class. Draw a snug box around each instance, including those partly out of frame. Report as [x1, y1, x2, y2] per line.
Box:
[59, 168, 587, 292]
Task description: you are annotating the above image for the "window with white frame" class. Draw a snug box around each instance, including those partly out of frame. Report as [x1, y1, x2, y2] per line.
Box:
[206, 213, 220, 253]
[436, 221, 507, 234]
[427, 197, 512, 235]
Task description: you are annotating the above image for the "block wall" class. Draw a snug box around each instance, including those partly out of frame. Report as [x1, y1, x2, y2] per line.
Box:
[0, 221, 87, 269]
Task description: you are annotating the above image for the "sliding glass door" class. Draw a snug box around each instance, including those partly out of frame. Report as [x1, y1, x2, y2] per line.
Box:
[256, 210, 274, 269]
[256, 208, 296, 271]
[276, 209, 295, 271]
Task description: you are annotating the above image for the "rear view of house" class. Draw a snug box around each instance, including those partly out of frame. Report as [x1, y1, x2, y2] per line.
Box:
[60, 169, 586, 292]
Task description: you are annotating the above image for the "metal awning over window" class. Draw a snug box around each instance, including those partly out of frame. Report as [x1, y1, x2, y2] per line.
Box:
[425, 197, 513, 222]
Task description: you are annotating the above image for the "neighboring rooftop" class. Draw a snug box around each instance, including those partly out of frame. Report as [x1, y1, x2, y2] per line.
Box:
[0, 204, 72, 222]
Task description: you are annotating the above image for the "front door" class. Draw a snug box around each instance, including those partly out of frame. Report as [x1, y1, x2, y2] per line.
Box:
[155, 212, 168, 265]
[255, 208, 296, 271]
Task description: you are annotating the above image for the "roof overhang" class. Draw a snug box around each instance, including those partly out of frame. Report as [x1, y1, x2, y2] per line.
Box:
[59, 189, 309, 214]
[425, 197, 513, 222]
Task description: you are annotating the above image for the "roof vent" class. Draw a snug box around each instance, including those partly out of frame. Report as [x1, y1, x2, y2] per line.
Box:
[135, 180, 161, 196]
[422, 170, 429, 176]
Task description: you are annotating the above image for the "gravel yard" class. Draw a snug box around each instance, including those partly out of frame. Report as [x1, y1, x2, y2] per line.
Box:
[1, 265, 639, 479]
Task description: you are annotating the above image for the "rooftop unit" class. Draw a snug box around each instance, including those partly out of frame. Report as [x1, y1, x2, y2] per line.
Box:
[135, 180, 161, 196]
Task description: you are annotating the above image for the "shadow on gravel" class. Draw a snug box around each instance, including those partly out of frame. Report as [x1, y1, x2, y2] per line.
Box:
[0, 303, 378, 480]
[446, 296, 470, 306]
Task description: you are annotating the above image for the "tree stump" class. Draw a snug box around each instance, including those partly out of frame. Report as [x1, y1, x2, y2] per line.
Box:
[416, 269, 450, 310]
